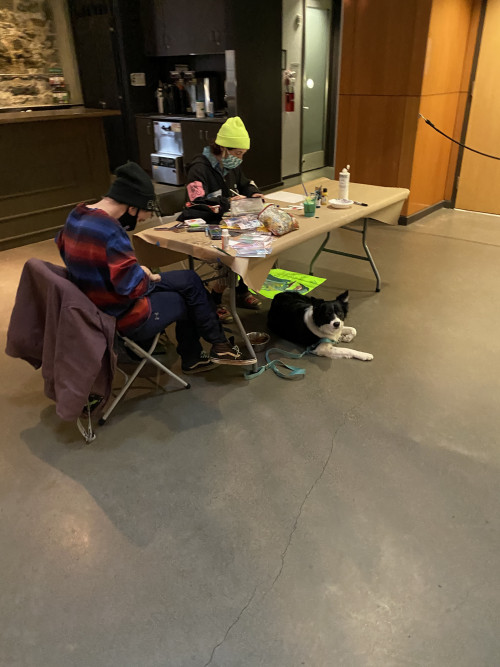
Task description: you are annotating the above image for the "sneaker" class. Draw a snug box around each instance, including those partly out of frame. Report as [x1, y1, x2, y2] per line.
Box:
[216, 305, 234, 323]
[181, 351, 217, 375]
[236, 292, 261, 310]
[210, 341, 256, 366]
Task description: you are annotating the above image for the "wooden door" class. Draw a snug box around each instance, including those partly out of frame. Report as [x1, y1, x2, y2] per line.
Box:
[456, 1, 500, 213]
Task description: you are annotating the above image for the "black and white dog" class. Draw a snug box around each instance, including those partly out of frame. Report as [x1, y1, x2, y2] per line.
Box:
[267, 290, 373, 361]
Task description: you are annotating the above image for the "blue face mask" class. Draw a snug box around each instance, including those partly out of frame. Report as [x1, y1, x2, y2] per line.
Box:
[222, 154, 243, 170]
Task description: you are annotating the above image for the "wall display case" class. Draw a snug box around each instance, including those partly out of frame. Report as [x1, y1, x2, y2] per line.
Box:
[0, 0, 82, 110]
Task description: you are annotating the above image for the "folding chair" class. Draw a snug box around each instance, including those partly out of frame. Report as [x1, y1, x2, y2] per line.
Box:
[6, 258, 189, 444]
[98, 332, 190, 426]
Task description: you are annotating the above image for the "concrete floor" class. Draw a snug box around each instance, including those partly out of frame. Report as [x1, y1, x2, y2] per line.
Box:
[1, 207, 500, 666]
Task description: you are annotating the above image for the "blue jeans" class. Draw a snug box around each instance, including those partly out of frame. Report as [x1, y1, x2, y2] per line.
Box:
[127, 270, 226, 363]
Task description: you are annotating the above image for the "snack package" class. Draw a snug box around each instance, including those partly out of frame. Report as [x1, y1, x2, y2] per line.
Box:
[230, 197, 265, 216]
[257, 205, 299, 236]
[224, 215, 261, 230]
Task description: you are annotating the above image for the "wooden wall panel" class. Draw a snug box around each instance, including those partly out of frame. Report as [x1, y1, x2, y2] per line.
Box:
[444, 90, 467, 200]
[336, 94, 410, 186]
[410, 93, 460, 215]
[340, 0, 431, 96]
[460, 0, 482, 90]
[336, 0, 480, 218]
[421, 0, 475, 96]
[405, 0, 479, 216]
[456, 0, 500, 213]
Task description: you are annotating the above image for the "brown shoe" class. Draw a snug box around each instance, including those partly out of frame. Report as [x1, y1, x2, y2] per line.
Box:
[210, 342, 256, 366]
[236, 292, 261, 310]
[216, 305, 234, 323]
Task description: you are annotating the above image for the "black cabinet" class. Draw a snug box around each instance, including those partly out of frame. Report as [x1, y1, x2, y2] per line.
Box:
[136, 116, 155, 174]
[181, 120, 224, 166]
[142, 0, 226, 56]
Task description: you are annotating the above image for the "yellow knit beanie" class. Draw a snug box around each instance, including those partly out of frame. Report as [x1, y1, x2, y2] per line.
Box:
[216, 116, 250, 149]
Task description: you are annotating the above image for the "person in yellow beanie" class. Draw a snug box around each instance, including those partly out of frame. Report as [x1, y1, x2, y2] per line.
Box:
[184, 116, 263, 321]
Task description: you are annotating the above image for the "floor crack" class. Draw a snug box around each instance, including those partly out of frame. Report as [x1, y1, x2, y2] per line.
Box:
[201, 402, 362, 666]
[266, 404, 360, 595]
[202, 586, 258, 667]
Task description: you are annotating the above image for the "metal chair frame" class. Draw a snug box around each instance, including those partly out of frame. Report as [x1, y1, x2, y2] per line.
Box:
[97, 332, 190, 429]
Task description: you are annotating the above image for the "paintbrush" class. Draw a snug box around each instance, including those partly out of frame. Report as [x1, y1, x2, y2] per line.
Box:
[211, 244, 231, 256]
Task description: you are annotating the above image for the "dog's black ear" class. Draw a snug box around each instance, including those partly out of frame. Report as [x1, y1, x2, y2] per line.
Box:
[336, 290, 349, 303]
[336, 290, 349, 318]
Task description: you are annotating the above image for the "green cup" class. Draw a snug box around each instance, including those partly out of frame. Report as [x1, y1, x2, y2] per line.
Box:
[303, 197, 316, 217]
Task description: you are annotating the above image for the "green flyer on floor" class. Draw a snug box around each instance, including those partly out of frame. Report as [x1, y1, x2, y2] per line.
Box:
[257, 269, 326, 299]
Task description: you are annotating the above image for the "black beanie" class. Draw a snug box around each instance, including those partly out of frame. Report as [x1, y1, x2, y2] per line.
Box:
[106, 161, 159, 213]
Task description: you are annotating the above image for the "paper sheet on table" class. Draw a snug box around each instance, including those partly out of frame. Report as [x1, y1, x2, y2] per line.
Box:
[266, 191, 305, 204]
[257, 268, 326, 299]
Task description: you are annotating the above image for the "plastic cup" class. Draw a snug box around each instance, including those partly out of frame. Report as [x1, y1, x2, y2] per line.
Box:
[303, 197, 316, 217]
[195, 101, 205, 118]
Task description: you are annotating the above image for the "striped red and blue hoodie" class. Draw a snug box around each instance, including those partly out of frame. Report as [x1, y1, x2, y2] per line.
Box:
[56, 204, 151, 334]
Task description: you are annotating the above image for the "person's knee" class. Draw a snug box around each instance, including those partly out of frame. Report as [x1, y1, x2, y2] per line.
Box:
[186, 269, 205, 290]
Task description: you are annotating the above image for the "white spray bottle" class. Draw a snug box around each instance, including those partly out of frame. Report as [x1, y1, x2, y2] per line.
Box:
[338, 165, 350, 200]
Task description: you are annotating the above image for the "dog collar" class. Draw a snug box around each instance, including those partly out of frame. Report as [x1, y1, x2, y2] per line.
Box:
[309, 337, 339, 351]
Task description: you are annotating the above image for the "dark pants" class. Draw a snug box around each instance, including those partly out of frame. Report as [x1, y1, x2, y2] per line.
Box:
[127, 270, 226, 363]
[236, 278, 249, 295]
[212, 277, 248, 305]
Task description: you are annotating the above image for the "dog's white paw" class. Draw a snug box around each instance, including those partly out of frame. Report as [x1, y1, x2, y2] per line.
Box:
[340, 327, 357, 343]
[357, 352, 373, 361]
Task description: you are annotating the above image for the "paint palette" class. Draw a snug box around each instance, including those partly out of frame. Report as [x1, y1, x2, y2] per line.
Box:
[328, 198, 354, 209]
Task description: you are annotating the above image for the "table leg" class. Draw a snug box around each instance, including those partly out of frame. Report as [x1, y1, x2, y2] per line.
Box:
[307, 219, 381, 291]
[227, 271, 258, 369]
[360, 218, 381, 292]
[309, 232, 331, 276]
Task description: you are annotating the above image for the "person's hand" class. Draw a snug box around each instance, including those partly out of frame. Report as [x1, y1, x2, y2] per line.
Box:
[230, 194, 246, 201]
[141, 265, 161, 282]
[251, 193, 264, 199]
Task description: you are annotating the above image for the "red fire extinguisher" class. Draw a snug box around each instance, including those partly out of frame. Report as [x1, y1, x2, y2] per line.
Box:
[284, 69, 296, 112]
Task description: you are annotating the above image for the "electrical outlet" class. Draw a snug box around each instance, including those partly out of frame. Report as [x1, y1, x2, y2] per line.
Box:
[130, 73, 146, 86]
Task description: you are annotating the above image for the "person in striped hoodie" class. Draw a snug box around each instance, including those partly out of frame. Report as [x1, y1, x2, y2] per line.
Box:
[56, 162, 254, 373]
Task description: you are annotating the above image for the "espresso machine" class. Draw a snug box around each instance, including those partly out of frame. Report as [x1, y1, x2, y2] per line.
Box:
[151, 121, 185, 185]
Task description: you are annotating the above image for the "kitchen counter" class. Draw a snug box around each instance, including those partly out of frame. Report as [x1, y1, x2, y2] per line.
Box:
[1, 107, 114, 249]
[135, 112, 226, 123]
[0, 106, 121, 125]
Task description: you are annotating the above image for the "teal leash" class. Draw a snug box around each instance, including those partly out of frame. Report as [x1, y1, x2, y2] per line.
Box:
[245, 337, 338, 380]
